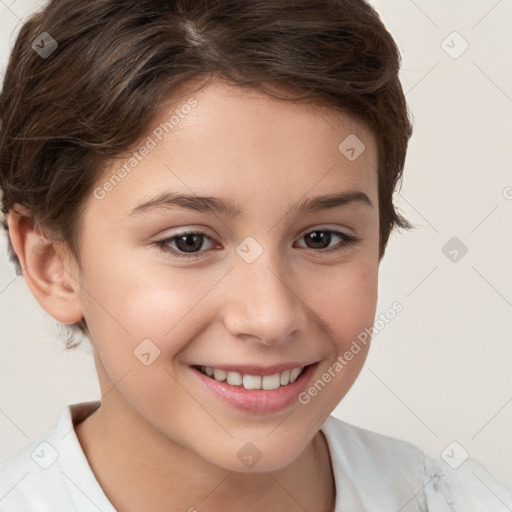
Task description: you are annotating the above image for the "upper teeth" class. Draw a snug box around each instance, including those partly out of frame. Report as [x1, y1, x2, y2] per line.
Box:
[201, 366, 304, 390]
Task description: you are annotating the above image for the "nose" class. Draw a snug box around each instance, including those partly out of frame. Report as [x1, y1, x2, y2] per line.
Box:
[222, 249, 308, 347]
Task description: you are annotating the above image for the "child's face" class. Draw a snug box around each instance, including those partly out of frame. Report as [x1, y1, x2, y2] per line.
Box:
[72, 78, 380, 471]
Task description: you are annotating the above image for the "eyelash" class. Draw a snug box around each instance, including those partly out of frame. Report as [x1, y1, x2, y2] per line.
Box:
[153, 228, 359, 260]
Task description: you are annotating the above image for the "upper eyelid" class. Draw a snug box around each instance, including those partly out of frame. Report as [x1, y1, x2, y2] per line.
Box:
[178, 222, 353, 236]
[161, 225, 351, 242]
[159, 226, 353, 251]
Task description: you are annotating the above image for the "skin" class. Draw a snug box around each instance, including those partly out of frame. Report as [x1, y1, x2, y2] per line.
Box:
[7, 77, 381, 511]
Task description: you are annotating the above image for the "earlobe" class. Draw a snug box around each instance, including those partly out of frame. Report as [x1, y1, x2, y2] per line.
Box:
[5, 204, 84, 325]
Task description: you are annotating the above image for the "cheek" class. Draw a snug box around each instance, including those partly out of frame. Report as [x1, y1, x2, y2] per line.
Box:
[78, 261, 224, 413]
[293, 258, 378, 426]
[79, 255, 224, 361]
[309, 256, 378, 351]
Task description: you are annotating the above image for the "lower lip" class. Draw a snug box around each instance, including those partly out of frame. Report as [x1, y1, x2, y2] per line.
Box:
[189, 363, 318, 414]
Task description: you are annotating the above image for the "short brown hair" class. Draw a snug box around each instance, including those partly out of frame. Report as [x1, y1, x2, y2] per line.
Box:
[0, 0, 413, 348]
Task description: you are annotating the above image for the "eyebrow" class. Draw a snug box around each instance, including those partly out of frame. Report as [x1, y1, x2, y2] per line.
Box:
[127, 190, 373, 218]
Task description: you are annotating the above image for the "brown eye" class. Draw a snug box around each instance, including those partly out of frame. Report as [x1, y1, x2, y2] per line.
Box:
[174, 233, 205, 253]
[303, 230, 334, 249]
[296, 229, 358, 253]
[155, 231, 216, 259]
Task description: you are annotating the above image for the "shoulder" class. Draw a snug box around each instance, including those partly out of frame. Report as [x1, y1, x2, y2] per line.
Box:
[0, 401, 103, 511]
[423, 454, 512, 511]
[0, 411, 75, 511]
[321, 415, 428, 510]
[320, 415, 512, 511]
[321, 414, 427, 474]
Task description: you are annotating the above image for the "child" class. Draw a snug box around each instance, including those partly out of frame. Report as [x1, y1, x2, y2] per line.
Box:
[0, 0, 510, 510]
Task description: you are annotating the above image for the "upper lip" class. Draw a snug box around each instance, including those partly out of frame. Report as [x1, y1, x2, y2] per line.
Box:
[192, 361, 317, 376]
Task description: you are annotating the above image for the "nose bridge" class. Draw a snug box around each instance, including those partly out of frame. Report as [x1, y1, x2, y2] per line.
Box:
[223, 243, 307, 345]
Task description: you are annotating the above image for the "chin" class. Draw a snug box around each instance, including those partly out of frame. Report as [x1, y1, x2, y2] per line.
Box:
[203, 435, 310, 474]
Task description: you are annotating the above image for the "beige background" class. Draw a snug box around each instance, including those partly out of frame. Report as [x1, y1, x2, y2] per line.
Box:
[1, 0, 511, 485]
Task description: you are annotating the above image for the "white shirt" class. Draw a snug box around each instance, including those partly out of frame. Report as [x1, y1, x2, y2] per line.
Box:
[0, 400, 511, 511]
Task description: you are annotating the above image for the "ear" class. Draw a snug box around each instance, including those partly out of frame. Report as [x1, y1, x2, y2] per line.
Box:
[5, 204, 84, 324]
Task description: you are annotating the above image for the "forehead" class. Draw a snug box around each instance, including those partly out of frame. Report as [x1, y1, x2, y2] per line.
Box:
[89, 78, 378, 221]
[153, 78, 375, 158]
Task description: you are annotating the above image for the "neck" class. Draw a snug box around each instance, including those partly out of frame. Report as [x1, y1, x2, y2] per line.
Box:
[75, 396, 336, 512]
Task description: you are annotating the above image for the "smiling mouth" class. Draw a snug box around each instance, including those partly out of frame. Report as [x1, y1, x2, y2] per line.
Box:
[192, 364, 309, 390]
